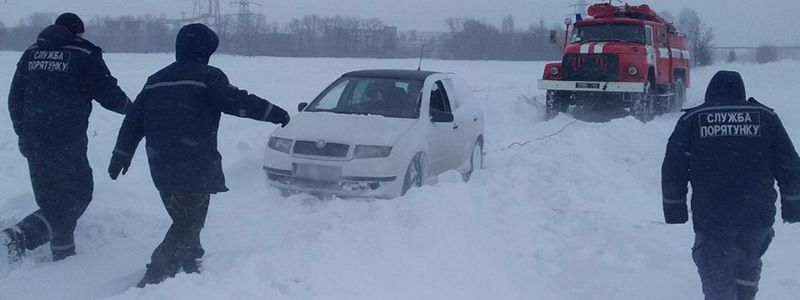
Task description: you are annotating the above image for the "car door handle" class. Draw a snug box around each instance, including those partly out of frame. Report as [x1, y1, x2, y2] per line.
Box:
[473, 117, 478, 122]
[452, 124, 459, 130]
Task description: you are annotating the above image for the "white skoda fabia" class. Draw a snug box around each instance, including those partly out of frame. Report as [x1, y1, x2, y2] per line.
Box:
[263, 69, 485, 198]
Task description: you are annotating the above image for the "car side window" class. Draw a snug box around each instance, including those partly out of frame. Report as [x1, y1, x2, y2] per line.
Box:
[645, 26, 653, 46]
[442, 79, 459, 109]
[429, 80, 452, 114]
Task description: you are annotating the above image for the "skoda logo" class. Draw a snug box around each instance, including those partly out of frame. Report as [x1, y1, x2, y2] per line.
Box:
[315, 140, 327, 149]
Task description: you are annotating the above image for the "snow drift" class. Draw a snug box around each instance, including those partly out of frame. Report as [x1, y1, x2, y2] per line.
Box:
[1, 52, 799, 299]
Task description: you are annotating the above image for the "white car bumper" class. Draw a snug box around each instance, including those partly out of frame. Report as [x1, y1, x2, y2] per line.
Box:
[537, 79, 646, 93]
[263, 150, 406, 199]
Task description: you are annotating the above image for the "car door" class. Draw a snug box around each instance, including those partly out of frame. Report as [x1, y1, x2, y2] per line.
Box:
[427, 78, 460, 174]
[442, 77, 477, 167]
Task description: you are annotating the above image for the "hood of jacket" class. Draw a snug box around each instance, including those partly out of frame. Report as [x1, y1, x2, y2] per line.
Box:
[175, 23, 219, 64]
[36, 25, 75, 50]
[705, 70, 747, 104]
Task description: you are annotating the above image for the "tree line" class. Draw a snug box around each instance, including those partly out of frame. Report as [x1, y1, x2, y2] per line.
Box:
[0, 13, 563, 61]
[3, 9, 783, 64]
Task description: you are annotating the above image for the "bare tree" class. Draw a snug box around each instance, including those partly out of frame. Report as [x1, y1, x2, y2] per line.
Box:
[659, 10, 675, 24]
[501, 14, 515, 33]
[677, 8, 715, 66]
[445, 18, 463, 33]
[363, 18, 385, 31]
[755, 45, 779, 64]
[726, 50, 737, 63]
[23, 12, 56, 28]
[0, 22, 7, 50]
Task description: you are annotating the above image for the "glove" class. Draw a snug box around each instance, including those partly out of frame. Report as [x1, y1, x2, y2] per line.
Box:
[663, 200, 689, 224]
[108, 154, 131, 180]
[18, 138, 29, 159]
[782, 201, 800, 224]
[276, 110, 290, 128]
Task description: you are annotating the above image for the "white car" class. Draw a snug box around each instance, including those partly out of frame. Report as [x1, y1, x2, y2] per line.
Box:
[263, 69, 485, 198]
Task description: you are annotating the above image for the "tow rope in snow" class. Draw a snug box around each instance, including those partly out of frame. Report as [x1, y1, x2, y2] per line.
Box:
[493, 118, 580, 153]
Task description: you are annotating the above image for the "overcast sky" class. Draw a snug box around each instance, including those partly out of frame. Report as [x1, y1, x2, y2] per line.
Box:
[1, 0, 797, 46]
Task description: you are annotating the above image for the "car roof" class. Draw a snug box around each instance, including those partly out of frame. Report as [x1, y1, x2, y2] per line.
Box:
[342, 69, 440, 81]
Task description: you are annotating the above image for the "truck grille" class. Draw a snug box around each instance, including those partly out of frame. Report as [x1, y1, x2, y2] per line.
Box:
[561, 53, 620, 82]
[293, 141, 350, 158]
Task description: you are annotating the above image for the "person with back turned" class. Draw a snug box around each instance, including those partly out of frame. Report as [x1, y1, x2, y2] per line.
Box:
[107, 23, 290, 287]
[2, 13, 131, 263]
[662, 70, 800, 300]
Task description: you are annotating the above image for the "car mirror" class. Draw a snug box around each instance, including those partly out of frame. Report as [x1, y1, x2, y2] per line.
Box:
[297, 102, 308, 112]
[430, 109, 454, 123]
[549, 30, 558, 44]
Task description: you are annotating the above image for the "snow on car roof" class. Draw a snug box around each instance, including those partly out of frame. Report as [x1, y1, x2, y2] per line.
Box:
[343, 69, 439, 81]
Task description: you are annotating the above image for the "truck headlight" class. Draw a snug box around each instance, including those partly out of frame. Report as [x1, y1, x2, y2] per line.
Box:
[627, 66, 638, 76]
[353, 145, 392, 159]
[549, 66, 560, 76]
[268, 137, 293, 154]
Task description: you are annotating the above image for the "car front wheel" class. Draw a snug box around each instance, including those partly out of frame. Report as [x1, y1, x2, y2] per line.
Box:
[462, 140, 483, 182]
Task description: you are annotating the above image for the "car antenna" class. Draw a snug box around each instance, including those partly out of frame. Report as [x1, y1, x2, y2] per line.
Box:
[417, 44, 425, 71]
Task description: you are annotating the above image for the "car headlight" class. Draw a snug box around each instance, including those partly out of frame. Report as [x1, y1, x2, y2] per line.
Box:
[268, 137, 293, 154]
[549, 66, 560, 76]
[627, 66, 638, 76]
[353, 145, 392, 159]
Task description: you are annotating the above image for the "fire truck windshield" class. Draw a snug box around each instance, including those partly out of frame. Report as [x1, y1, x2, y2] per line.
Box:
[572, 24, 645, 44]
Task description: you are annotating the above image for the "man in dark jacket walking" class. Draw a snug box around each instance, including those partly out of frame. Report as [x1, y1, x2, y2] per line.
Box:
[2, 13, 131, 263]
[662, 70, 800, 300]
[108, 23, 290, 288]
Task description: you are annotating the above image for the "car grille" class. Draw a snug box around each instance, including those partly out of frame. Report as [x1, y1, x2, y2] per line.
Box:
[293, 140, 350, 158]
[561, 53, 620, 82]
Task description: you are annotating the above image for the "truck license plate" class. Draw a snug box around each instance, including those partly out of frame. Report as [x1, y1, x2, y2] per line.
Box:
[292, 163, 342, 182]
[576, 82, 601, 89]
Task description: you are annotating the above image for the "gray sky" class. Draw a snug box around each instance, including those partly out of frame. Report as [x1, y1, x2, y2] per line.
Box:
[0, 0, 797, 46]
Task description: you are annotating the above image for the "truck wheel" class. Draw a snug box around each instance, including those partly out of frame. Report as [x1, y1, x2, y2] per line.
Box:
[671, 79, 686, 112]
[631, 81, 655, 122]
[545, 90, 568, 120]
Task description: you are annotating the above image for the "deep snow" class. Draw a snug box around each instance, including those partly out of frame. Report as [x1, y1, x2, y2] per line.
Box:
[1, 52, 799, 299]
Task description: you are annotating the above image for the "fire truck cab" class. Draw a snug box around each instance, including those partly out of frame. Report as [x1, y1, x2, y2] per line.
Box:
[538, 3, 690, 121]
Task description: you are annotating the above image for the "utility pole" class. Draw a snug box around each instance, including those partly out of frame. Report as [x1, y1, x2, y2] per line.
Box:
[229, 0, 262, 55]
[230, 0, 261, 32]
[192, 0, 222, 30]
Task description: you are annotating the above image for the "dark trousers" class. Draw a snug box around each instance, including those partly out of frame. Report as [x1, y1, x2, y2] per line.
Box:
[15, 148, 93, 260]
[147, 191, 210, 276]
[692, 227, 775, 300]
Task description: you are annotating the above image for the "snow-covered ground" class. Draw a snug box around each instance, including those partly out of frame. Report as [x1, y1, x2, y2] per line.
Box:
[1, 52, 799, 299]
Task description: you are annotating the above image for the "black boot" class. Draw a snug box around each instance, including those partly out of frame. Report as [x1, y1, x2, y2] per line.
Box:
[136, 264, 170, 288]
[1, 228, 25, 264]
[52, 248, 77, 262]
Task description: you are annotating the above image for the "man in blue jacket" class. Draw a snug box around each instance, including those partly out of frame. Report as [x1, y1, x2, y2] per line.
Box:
[108, 23, 290, 287]
[2, 13, 131, 263]
[662, 70, 800, 300]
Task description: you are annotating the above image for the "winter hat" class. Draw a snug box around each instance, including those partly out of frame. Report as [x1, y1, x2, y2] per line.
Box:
[55, 13, 85, 34]
[175, 23, 219, 64]
[704, 70, 746, 104]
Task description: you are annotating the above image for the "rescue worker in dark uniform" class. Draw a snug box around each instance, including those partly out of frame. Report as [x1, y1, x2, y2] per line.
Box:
[662, 70, 800, 300]
[108, 23, 290, 288]
[2, 13, 131, 262]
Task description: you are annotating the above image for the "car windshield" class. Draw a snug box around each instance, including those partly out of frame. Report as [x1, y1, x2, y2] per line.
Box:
[572, 24, 645, 44]
[306, 77, 423, 119]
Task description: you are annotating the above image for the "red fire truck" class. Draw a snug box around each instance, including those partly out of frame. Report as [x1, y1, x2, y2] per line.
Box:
[538, 3, 691, 121]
